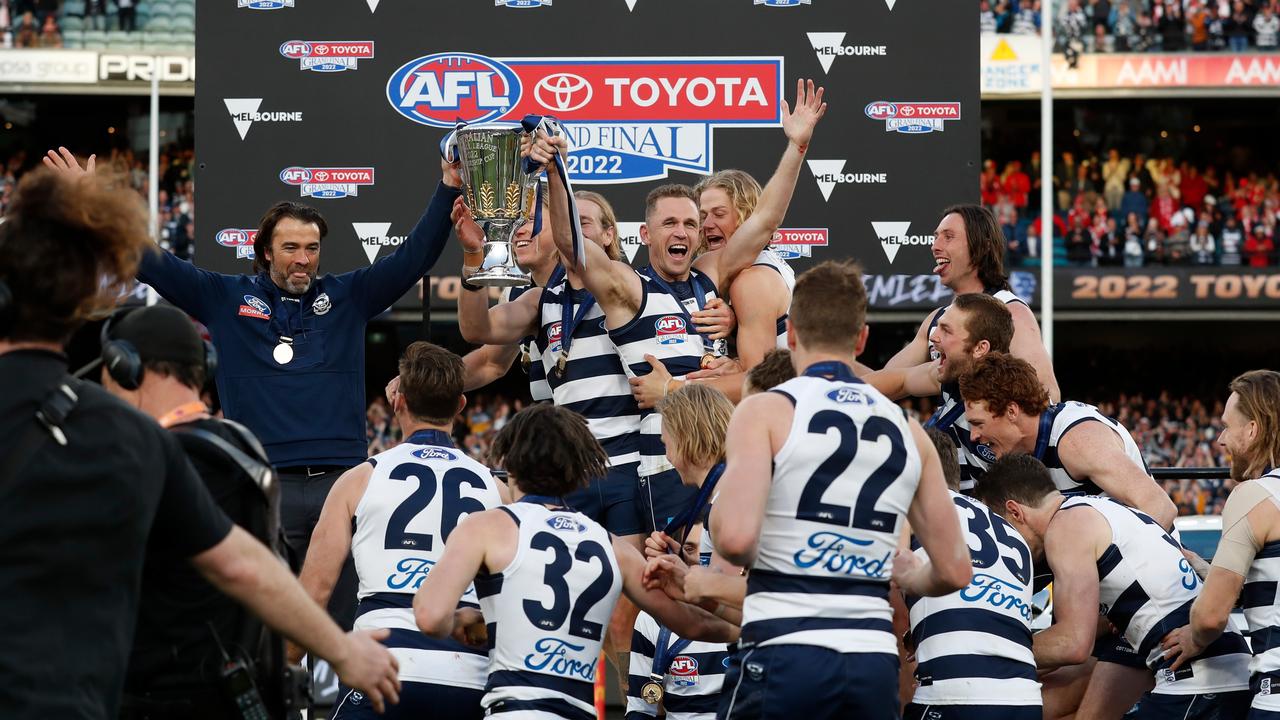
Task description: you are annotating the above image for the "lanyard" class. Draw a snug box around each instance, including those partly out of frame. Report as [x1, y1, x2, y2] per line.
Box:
[651, 626, 694, 681]
[559, 285, 597, 357]
[663, 463, 725, 545]
[157, 401, 210, 429]
[642, 268, 713, 349]
[1032, 403, 1065, 460]
[406, 429, 455, 447]
[801, 361, 860, 382]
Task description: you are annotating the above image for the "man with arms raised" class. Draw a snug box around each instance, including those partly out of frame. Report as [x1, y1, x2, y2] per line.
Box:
[976, 454, 1251, 720]
[1160, 370, 1280, 720]
[710, 261, 971, 720]
[881, 204, 1059, 402]
[298, 342, 508, 719]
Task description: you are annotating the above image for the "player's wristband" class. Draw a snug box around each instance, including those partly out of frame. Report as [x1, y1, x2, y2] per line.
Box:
[461, 265, 484, 292]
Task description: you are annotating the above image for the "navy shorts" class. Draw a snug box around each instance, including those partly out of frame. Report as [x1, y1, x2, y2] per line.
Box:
[1094, 631, 1148, 669]
[1130, 690, 1250, 720]
[637, 467, 697, 535]
[565, 461, 647, 536]
[904, 703, 1041, 720]
[330, 681, 483, 720]
[718, 645, 899, 720]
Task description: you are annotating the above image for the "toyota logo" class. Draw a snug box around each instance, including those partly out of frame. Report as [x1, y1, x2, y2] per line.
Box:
[899, 105, 915, 117]
[535, 73, 592, 113]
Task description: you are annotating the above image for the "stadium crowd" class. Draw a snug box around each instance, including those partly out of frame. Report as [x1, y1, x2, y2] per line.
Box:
[980, 152, 1280, 267]
[982, 0, 1280, 52]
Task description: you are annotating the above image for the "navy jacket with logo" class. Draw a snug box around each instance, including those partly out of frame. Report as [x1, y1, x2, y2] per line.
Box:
[138, 182, 461, 468]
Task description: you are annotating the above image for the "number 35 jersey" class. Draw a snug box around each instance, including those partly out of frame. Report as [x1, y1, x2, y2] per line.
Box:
[477, 501, 623, 719]
[350, 431, 504, 689]
[742, 366, 921, 657]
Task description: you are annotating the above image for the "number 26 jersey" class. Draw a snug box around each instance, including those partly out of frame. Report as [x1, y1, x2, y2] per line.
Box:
[742, 365, 921, 656]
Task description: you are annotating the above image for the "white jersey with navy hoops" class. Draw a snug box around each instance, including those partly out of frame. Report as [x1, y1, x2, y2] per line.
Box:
[741, 361, 921, 656]
[477, 500, 623, 719]
[1032, 401, 1147, 496]
[350, 429, 504, 689]
[1062, 496, 1250, 695]
[1240, 471, 1280, 713]
[750, 248, 796, 350]
[907, 491, 1040, 707]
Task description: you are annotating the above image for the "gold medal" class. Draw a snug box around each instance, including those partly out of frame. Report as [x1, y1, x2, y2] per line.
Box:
[556, 351, 568, 377]
[520, 346, 531, 373]
[641, 680, 664, 705]
[700, 353, 716, 369]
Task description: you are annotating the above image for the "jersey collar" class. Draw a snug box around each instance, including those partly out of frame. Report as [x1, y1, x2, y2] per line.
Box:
[405, 429, 455, 448]
[802, 361, 861, 383]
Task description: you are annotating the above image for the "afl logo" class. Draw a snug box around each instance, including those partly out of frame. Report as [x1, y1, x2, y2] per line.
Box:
[547, 321, 563, 350]
[279, 41, 312, 57]
[534, 73, 592, 113]
[655, 315, 686, 344]
[243, 295, 271, 316]
[280, 167, 313, 184]
[864, 102, 898, 120]
[413, 447, 456, 461]
[670, 656, 699, 687]
[386, 52, 521, 128]
[826, 387, 870, 405]
[547, 515, 586, 533]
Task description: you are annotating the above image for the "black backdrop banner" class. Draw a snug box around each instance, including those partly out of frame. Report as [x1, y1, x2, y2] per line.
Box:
[195, 0, 980, 312]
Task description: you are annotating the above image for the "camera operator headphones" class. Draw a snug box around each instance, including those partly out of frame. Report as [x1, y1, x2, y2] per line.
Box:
[99, 308, 219, 391]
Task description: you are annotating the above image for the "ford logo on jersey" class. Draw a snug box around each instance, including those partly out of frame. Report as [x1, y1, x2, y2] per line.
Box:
[794, 531, 890, 578]
[827, 387, 871, 405]
[670, 656, 699, 687]
[655, 315, 687, 344]
[412, 447, 456, 461]
[547, 515, 586, 533]
[976, 443, 997, 463]
[386, 558, 435, 590]
[243, 295, 271, 316]
[960, 572, 1032, 620]
[524, 637, 596, 680]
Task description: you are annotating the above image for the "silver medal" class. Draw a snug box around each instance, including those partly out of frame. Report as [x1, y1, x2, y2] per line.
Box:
[273, 341, 294, 365]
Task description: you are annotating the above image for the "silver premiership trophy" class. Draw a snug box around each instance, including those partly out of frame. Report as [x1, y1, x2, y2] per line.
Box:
[456, 123, 538, 287]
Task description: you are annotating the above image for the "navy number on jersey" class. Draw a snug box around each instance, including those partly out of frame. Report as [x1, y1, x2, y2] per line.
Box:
[523, 532, 615, 641]
[384, 463, 490, 550]
[797, 412, 908, 532]
[954, 495, 1032, 585]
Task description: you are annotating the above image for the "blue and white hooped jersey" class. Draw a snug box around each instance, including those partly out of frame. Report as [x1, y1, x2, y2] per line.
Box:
[1062, 496, 1250, 695]
[626, 611, 730, 720]
[503, 284, 551, 403]
[537, 280, 641, 468]
[908, 491, 1040, 706]
[750, 248, 795, 350]
[477, 501, 623, 719]
[350, 431, 504, 688]
[609, 267, 718, 477]
[1241, 471, 1280, 711]
[1033, 401, 1148, 496]
[740, 364, 921, 656]
[926, 382, 996, 494]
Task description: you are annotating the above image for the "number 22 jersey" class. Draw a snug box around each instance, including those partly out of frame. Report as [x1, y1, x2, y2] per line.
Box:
[477, 500, 623, 719]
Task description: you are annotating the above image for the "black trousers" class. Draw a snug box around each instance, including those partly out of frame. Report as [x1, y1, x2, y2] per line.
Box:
[278, 467, 358, 630]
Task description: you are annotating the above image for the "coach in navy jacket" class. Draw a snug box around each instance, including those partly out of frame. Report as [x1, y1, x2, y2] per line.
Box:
[138, 178, 460, 469]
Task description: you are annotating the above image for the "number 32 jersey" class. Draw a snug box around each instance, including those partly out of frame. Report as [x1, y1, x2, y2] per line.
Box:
[477, 501, 623, 719]
[742, 365, 921, 657]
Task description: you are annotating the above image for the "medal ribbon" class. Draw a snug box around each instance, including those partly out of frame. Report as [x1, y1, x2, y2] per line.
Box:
[662, 462, 725, 546]
[642, 269, 716, 354]
[650, 625, 694, 685]
[520, 115, 588, 270]
[558, 286, 597, 362]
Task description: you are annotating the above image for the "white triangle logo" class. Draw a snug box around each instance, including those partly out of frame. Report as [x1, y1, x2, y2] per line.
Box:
[806, 159, 846, 202]
[353, 222, 393, 264]
[807, 32, 845, 74]
[871, 221, 912, 264]
[615, 221, 644, 263]
[366, 0, 380, 11]
[623, 0, 638, 9]
[885, 0, 897, 9]
[223, 98, 262, 141]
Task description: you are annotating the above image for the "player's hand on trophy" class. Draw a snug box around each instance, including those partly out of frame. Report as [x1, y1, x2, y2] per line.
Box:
[333, 628, 402, 714]
[685, 355, 741, 381]
[42, 147, 96, 178]
[441, 153, 463, 189]
[781, 78, 827, 149]
[451, 607, 489, 648]
[521, 131, 565, 170]
[644, 530, 681, 560]
[451, 197, 486, 254]
[692, 298, 736, 341]
[630, 354, 674, 410]
[643, 553, 690, 602]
